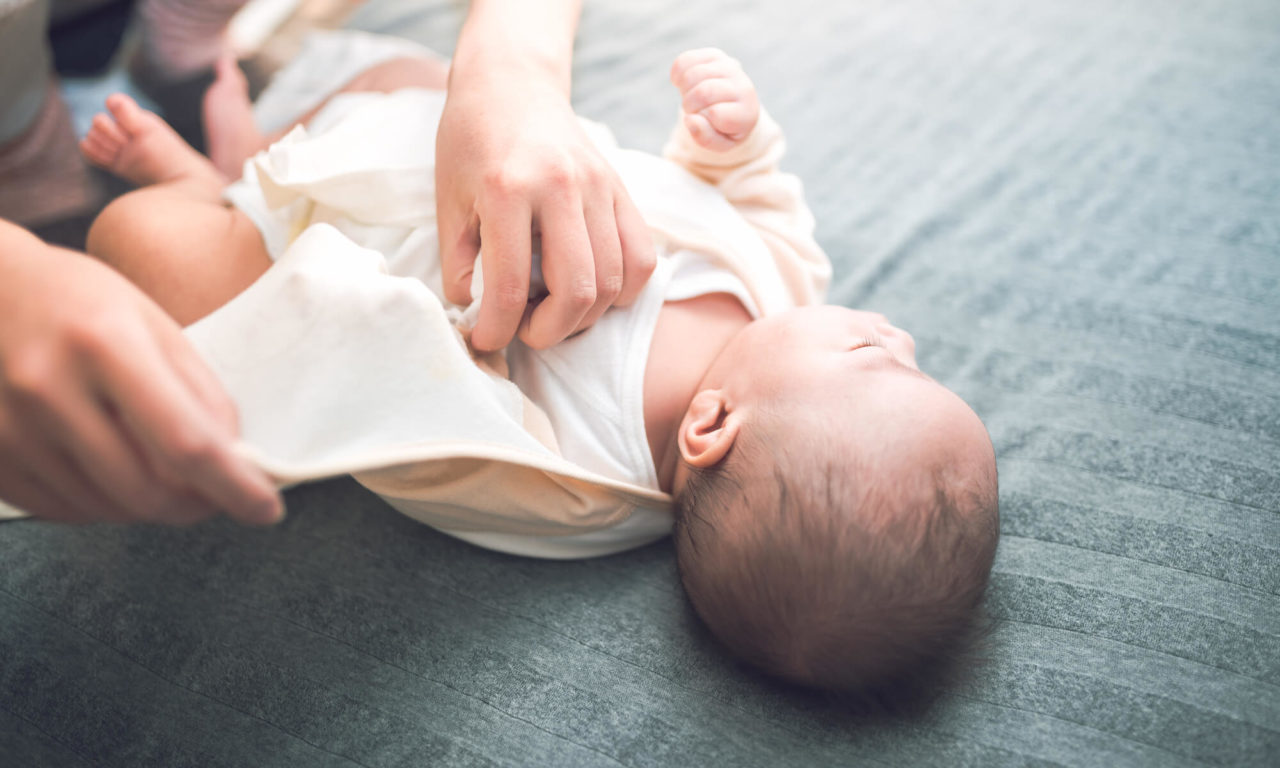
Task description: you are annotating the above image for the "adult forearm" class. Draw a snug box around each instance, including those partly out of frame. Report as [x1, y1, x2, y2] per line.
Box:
[451, 0, 581, 95]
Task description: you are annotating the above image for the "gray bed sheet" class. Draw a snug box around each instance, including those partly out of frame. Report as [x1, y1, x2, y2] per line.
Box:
[3, 0, 1278, 765]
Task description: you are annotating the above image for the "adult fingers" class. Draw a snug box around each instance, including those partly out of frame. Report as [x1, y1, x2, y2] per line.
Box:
[519, 192, 594, 349]
[439, 208, 482, 307]
[612, 189, 657, 307]
[1, 356, 134, 521]
[0, 434, 126, 523]
[156, 318, 241, 436]
[470, 195, 534, 352]
[0, 461, 89, 523]
[572, 195, 625, 333]
[93, 334, 282, 526]
[21, 375, 180, 522]
[17, 446, 217, 525]
[436, 147, 482, 306]
[61, 379, 222, 523]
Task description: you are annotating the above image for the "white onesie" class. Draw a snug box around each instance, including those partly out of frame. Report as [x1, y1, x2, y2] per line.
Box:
[484, 251, 760, 556]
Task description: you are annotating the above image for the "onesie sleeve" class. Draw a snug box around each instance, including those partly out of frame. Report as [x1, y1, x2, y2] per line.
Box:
[662, 107, 831, 304]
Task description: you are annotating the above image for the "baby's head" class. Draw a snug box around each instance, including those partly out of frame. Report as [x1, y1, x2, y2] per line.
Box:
[671, 306, 998, 705]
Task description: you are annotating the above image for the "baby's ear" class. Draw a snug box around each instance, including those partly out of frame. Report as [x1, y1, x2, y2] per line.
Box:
[678, 389, 740, 468]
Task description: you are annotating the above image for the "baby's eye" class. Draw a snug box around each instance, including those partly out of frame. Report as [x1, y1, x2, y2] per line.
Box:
[848, 333, 886, 351]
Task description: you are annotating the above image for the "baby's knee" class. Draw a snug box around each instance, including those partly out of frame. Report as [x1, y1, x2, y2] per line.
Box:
[86, 192, 153, 273]
[85, 189, 204, 295]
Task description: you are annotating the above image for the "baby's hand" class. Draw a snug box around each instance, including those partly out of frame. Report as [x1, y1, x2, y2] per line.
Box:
[670, 48, 760, 152]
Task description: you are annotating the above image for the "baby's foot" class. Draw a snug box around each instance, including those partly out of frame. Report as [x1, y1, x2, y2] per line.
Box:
[79, 93, 217, 186]
[202, 53, 266, 178]
[670, 48, 761, 152]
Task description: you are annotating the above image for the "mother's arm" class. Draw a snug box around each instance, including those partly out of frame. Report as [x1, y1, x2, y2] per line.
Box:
[435, 0, 656, 352]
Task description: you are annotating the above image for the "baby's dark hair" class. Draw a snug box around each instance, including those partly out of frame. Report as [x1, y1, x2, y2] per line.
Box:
[672, 420, 999, 711]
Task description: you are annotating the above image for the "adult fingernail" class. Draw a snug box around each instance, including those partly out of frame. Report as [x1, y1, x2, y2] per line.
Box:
[254, 495, 286, 525]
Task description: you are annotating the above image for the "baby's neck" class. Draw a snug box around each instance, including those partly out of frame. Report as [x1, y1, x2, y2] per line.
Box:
[644, 293, 752, 492]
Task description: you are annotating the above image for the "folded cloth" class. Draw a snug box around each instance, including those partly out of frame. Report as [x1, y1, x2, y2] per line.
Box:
[185, 224, 671, 556]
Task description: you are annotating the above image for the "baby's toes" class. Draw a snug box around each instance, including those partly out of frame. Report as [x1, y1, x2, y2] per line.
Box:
[214, 52, 248, 89]
[79, 131, 119, 168]
[105, 93, 156, 137]
[90, 113, 127, 148]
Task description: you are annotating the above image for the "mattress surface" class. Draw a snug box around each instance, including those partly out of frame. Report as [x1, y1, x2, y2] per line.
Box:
[2, 0, 1277, 765]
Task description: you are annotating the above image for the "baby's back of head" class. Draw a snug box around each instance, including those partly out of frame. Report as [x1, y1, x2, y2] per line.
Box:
[673, 392, 998, 709]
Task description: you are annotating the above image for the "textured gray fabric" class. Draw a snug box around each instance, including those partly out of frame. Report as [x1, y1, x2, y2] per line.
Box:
[3, 0, 1278, 765]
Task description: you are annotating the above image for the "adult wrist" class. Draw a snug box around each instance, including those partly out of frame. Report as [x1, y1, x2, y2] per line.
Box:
[450, 0, 576, 96]
[450, 42, 570, 97]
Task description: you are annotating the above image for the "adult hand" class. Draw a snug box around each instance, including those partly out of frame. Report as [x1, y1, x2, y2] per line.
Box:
[0, 223, 282, 525]
[436, 61, 656, 352]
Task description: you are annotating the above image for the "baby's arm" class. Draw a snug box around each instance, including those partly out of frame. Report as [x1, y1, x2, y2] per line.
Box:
[665, 49, 830, 304]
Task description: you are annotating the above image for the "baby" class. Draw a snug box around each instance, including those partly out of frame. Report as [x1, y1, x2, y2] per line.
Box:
[80, 43, 998, 703]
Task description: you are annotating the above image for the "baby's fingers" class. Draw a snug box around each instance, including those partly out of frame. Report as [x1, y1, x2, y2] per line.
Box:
[673, 58, 742, 93]
[684, 113, 739, 152]
[700, 101, 756, 140]
[670, 48, 730, 84]
[682, 77, 742, 116]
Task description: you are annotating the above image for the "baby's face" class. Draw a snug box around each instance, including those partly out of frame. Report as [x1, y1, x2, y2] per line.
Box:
[702, 305, 925, 402]
[698, 305, 988, 476]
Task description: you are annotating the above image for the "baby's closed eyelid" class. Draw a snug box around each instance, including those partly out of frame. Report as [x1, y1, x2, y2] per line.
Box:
[849, 333, 887, 351]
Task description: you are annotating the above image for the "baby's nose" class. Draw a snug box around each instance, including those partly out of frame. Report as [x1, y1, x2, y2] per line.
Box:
[875, 320, 917, 353]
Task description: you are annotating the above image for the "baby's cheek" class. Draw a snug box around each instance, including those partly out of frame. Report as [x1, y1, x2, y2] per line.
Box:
[888, 330, 919, 368]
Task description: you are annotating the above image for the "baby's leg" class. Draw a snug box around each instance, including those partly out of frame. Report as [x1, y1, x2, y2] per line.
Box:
[81, 94, 270, 326]
[203, 53, 451, 178]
